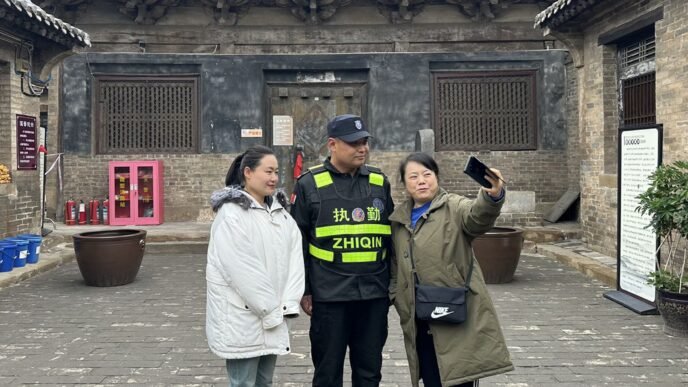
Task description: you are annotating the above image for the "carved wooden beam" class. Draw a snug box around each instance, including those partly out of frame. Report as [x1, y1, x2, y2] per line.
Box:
[376, 0, 425, 24]
[275, 0, 352, 25]
[445, 0, 498, 21]
[446, 0, 554, 21]
[117, 0, 180, 25]
[200, 0, 251, 25]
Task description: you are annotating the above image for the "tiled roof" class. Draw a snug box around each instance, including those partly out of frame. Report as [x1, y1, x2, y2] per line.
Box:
[534, 0, 600, 29]
[3, 0, 91, 47]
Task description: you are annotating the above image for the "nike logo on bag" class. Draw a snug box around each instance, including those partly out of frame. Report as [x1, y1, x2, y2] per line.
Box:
[430, 306, 454, 319]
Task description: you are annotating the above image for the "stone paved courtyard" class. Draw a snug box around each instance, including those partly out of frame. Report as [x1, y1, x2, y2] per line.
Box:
[0, 252, 686, 386]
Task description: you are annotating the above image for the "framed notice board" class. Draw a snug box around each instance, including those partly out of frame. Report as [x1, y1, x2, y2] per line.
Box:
[16, 114, 38, 170]
[604, 125, 662, 314]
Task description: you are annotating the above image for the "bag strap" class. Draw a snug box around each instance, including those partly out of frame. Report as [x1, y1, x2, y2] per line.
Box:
[465, 249, 475, 288]
[408, 213, 474, 289]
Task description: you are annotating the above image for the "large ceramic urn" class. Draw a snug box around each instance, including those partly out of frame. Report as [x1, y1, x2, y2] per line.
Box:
[73, 229, 147, 287]
[472, 227, 523, 284]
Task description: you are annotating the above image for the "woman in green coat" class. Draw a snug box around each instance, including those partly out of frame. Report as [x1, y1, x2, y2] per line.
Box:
[389, 153, 514, 387]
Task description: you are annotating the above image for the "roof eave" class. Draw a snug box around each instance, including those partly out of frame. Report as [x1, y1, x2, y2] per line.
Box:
[534, 0, 600, 30]
[5, 0, 91, 47]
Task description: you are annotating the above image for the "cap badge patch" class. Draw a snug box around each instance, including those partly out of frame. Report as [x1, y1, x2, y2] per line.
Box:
[355, 120, 363, 130]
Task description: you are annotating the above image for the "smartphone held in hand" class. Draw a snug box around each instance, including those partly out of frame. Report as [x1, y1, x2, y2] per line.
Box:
[463, 156, 497, 188]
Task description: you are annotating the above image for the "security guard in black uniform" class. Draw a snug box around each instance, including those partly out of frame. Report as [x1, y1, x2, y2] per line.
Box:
[291, 114, 394, 387]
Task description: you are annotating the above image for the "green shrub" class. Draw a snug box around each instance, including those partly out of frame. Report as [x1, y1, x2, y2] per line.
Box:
[637, 161, 688, 294]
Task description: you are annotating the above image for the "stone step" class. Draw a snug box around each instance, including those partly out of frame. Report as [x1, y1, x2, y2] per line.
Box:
[535, 243, 617, 288]
[521, 224, 582, 244]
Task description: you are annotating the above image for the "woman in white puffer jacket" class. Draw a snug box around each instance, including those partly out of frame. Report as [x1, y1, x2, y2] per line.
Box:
[206, 145, 305, 387]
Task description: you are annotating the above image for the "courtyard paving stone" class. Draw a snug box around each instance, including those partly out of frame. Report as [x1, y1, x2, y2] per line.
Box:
[0, 252, 686, 386]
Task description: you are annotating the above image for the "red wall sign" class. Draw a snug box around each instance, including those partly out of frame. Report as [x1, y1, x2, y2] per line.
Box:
[16, 114, 37, 170]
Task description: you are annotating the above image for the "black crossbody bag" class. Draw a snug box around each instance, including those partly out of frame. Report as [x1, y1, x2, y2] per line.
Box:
[412, 253, 473, 324]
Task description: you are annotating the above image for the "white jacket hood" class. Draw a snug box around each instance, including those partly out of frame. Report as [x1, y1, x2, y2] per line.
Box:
[210, 185, 289, 213]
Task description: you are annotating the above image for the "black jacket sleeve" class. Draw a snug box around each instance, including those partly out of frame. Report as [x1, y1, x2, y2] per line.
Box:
[383, 177, 395, 220]
[290, 179, 312, 296]
[383, 176, 396, 265]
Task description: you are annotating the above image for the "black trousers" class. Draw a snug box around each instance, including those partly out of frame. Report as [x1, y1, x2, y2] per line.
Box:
[416, 319, 478, 387]
[310, 298, 389, 387]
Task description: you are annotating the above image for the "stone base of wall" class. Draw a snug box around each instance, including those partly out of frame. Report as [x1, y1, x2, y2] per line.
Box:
[61, 149, 570, 226]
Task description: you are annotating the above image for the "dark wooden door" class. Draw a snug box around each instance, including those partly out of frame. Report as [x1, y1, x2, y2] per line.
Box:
[267, 84, 366, 196]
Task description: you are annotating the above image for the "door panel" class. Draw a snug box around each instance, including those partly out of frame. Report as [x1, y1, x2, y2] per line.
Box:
[268, 84, 366, 196]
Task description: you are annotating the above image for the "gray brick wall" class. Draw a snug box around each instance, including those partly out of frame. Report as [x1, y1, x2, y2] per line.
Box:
[566, 0, 686, 257]
[0, 60, 10, 168]
[375, 150, 560, 227]
[433, 151, 568, 204]
[565, 58, 581, 192]
[44, 67, 62, 221]
[64, 148, 567, 227]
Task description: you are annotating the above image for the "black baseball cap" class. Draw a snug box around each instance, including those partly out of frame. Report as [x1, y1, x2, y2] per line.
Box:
[327, 114, 371, 142]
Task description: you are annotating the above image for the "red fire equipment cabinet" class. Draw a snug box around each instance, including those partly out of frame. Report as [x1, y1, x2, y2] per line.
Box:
[108, 160, 164, 225]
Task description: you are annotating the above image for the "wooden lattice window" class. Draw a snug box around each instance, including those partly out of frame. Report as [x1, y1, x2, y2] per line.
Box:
[621, 73, 655, 126]
[619, 35, 655, 69]
[618, 28, 656, 127]
[95, 76, 199, 154]
[432, 71, 537, 151]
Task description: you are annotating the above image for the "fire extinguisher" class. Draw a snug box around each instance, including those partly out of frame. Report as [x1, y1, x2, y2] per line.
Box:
[89, 198, 100, 225]
[78, 199, 87, 225]
[101, 198, 109, 225]
[290, 145, 305, 203]
[64, 198, 76, 225]
[87, 199, 94, 225]
[72, 200, 78, 224]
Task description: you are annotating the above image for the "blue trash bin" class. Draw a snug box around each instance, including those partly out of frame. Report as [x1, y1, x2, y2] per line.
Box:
[17, 234, 42, 264]
[0, 241, 16, 272]
[6, 238, 28, 268]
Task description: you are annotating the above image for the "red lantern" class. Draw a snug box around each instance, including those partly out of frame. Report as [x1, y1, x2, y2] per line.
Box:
[64, 199, 76, 225]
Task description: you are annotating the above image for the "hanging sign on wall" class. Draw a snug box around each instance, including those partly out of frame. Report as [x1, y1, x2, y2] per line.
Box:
[272, 115, 293, 146]
[16, 114, 37, 170]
